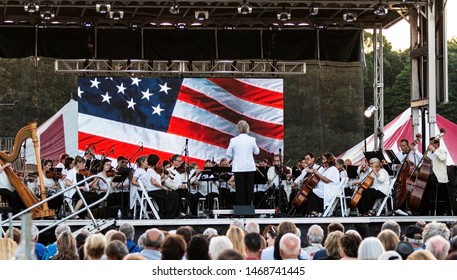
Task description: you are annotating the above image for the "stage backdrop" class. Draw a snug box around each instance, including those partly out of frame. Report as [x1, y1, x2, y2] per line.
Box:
[77, 77, 284, 166]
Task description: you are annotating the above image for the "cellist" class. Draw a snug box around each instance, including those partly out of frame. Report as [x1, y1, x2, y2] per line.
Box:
[290, 153, 319, 209]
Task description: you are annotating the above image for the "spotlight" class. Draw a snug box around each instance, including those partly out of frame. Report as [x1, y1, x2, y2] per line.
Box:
[169, 2, 180, 14]
[109, 10, 124, 20]
[343, 10, 357, 23]
[277, 10, 291, 22]
[40, 8, 55, 20]
[83, 21, 94, 28]
[175, 22, 187, 30]
[195, 10, 209, 21]
[374, 3, 389, 16]
[96, 3, 111, 14]
[237, 1, 252, 15]
[364, 105, 377, 118]
[24, 3, 39, 13]
[309, 3, 318, 16]
[224, 24, 235, 30]
[130, 22, 141, 31]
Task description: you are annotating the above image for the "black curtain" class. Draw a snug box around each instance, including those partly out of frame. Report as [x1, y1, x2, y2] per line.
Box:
[0, 28, 35, 58]
[318, 30, 362, 62]
[144, 30, 215, 60]
[97, 29, 142, 59]
[217, 30, 261, 59]
[262, 30, 318, 60]
[38, 28, 92, 58]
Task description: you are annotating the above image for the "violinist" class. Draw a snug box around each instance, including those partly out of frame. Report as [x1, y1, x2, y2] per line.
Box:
[304, 153, 339, 217]
[65, 156, 91, 218]
[355, 158, 390, 216]
[89, 159, 114, 200]
[61, 157, 74, 207]
[38, 159, 62, 212]
[266, 154, 289, 210]
[195, 160, 220, 211]
[167, 154, 198, 216]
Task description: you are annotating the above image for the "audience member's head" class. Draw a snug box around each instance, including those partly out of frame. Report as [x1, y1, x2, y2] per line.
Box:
[381, 220, 401, 238]
[209, 236, 233, 260]
[423, 221, 450, 243]
[161, 234, 186, 260]
[105, 240, 129, 260]
[244, 232, 262, 257]
[403, 225, 424, 248]
[244, 221, 260, 234]
[357, 237, 385, 260]
[262, 225, 278, 247]
[278, 221, 297, 235]
[176, 226, 194, 245]
[119, 223, 136, 241]
[123, 253, 146, 260]
[378, 250, 402, 260]
[84, 233, 107, 260]
[187, 234, 210, 260]
[108, 232, 127, 244]
[324, 231, 344, 259]
[426, 235, 450, 260]
[307, 224, 324, 245]
[230, 220, 244, 230]
[53, 231, 78, 260]
[406, 250, 437, 260]
[327, 222, 345, 234]
[217, 249, 244, 260]
[226, 225, 246, 256]
[5, 228, 21, 245]
[144, 228, 164, 250]
[339, 232, 362, 259]
[279, 233, 301, 260]
[203, 227, 218, 238]
[377, 229, 400, 251]
[395, 241, 414, 260]
[0, 238, 17, 260]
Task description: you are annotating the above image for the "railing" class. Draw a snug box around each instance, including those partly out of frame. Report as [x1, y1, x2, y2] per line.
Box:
[0, 174, 111, 236]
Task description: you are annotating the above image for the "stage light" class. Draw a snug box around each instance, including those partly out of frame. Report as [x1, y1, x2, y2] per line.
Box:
[40, 8, 55, 20]
[96, 3, 111, 14]
[374, 3, 389, 16]
[277, 10, 291, 22]
[24, 3, 39, 13]
[238, 1, 252, 15]
[109, 10, 124, 20]
[224, 24, 235, 30]
[176, 22, 187, 30]
[83, 21, 94, 28]
[195, 9, 209, 21]
[309, 3, 318, 16]
[169, 2, 180, 14]
[343, 10, 357, 23]
[130, 22, 140, 31]
[364, 105, 377, 118]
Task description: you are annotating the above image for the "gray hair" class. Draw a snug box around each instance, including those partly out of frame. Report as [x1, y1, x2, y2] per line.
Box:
[31, 224, 39, 241]
[203, 227, 218, 237]
[137, 233, 146, 251]
[244, 221, 260, 234]
[423, 221, 450, 243]
[357, 237, 385, 260]
[119, 223, 135, 240]
[307, 224, 324, 244]
[426, 235, 450, 260]
[369, 158, 381, 164]
[208, 236, 233, 260]
[236, 120, 250, 134]
[381, 220, 401, 238]
[144, 229, 164, 249]
[279, 233, 301, 258]
[55, 224, 71, 238]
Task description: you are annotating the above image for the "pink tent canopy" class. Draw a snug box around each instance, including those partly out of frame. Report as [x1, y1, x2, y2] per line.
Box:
[339, 108, 457, 166]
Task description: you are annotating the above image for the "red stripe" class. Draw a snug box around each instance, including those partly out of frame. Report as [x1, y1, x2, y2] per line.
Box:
[178, 85, 284, 139]
[78, 132, 206, 168]
[40, 114, 66, 165]
[208, 78, 283, 109]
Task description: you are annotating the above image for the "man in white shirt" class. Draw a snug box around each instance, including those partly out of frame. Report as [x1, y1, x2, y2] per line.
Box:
[226, 120, 260, 206]
[394, 139, 422, 172]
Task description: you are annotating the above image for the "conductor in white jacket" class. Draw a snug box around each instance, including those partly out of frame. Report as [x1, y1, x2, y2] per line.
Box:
[226, 120, 260, 205]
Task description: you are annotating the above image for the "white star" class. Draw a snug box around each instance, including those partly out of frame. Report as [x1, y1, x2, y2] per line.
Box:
[131, 77, 142, 86]
[151, 104, 165, 116]
[78, 87, 84, 98]
[101, 92, 112, 104]
[127, 98, 136, 110]
[117, 83, 126, 94]
[141, 88, 153, 100]
[90, 78, 100, 89]
[159, 82, 171, 94]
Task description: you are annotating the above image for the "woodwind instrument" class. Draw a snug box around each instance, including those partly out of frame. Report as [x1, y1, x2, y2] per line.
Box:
[0, 122, 55, 219]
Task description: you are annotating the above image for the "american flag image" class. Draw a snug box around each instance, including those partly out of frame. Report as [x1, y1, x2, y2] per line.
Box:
[77, 77, 284, 166]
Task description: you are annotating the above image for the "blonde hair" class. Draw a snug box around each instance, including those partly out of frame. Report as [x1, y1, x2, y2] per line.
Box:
[226, 226, 245, 256]
[236, 120, 250, 134]
[0, 238, 17, 260]
[84, 233, 107, 260]
[406, 250, 437, 260]
[377, 229, 400, 251]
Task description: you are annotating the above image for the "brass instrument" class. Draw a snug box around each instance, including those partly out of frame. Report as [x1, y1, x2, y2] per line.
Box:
[0, 122, 55, 219]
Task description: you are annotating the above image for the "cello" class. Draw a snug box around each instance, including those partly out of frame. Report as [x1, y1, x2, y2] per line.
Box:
[348, 169, 374, 209]
[407, 128, 446, 212]
[291, 166, 321, 208]
[394, 134, 422, 207]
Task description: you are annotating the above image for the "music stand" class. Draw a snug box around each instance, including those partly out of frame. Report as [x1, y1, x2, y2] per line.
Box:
[254, 167, 268, 185]
[363, 151, 386, 163]
[198, 168, 219, 213]
[112, 167, 133, 218]
[385, 150, 401, 164]
[346, 165, 359, 179]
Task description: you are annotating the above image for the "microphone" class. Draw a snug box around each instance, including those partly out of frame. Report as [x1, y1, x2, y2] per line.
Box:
[279, 148, 282, 155]
[91, 143, 96, 151]
[140, 142, 143, 151]
[186, 138, 188, 145]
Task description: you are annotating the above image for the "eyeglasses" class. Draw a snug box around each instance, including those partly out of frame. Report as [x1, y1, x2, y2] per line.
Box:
[174, 159, 182, 162]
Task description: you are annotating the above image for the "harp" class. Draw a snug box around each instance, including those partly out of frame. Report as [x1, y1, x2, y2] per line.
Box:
[0, 122, 55, 219]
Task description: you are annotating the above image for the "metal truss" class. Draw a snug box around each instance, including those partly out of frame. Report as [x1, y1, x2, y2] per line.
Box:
[54, 59, 306, 77]
[372, 23, 384, 151]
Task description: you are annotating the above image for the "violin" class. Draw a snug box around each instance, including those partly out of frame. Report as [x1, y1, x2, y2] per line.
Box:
[106, 168, 116, 177]
[154, 165, 164, 175]
[45, 170, 63, 179]
[79, 169, 94, 177]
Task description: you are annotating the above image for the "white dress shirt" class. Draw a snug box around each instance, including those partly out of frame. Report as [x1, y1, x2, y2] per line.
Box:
[226, 133, 260, 172]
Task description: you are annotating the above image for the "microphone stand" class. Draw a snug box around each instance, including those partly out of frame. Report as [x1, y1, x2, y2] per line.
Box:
[183, 140, 192, 216]
[277, 150, 284, 216]
[127, 143, 143, 165]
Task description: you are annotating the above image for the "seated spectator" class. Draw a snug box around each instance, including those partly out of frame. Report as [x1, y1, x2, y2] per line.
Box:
[395, 241, 414, 260]
[105, 240, 129, 260]
[339, 232, 361, 260]
[209, 236, 233, 260]
[140, 228, 163, 260]
[381, 220, 401, 238]
[426, 235, 450, 260]
[226, 226, 245, 257]
[187, 234, 210, 260]
[317, 231, 343, 260]
[406, 250, 437, 260]
[377, 229, 400, 251]
[304, 224, 324, 259]
[51, 231, 78, 260]
[279, 233, 301, 260]
[357, 237, 385, 260]
[161, 234, 186, 260]
[378, 251, 402, 260]
[0, 238, 17, 260]
[217, 249, 244, 260]
[403, 225, 424, 250]
[119, 222, 140, 253]
[244, 232, 262, 260]
[84, 233, 106, 260]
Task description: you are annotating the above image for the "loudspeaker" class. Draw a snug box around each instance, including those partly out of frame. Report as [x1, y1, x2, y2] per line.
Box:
[233, 205, 255, 217]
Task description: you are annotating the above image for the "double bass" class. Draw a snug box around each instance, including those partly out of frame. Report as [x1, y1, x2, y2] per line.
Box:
[407, 128, 446, 212]
[394, 133, 422, 207]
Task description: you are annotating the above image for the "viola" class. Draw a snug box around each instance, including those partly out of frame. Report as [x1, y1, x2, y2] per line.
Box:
[45, 170, 63, 179]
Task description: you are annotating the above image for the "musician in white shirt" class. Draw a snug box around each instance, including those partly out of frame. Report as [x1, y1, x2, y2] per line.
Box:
[167, 154, 198, 216]
[394, 139, 423, 172]
[226, 120, 260, 205]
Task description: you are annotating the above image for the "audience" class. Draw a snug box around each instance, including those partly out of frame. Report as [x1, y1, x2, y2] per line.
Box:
[357, 237, 385, 260]
[161, 234, 187, 260]
[304, 224, 324, 258]
[51, 231, 78, 260]
[186, 234, 210, 260]
[105, 240, 129, 260]
[425, 235, 450, 260]
[279, 233, 301, 260]
[140, 228, 163, 260]
[209, 236, 233, 260]
[244, 232, 262, 260]
[377, 229, 400, 251]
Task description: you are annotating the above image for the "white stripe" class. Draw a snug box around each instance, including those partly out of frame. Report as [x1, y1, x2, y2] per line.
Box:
[173, 100, 283, 152]
[236, 78, 284, 93]
[182, 78, 283, 124]
[79, 113, 230, 161]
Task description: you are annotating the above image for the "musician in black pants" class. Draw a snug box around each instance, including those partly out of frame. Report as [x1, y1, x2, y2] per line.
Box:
[0, 162, 21, 215]
[226, 120, 260, 205]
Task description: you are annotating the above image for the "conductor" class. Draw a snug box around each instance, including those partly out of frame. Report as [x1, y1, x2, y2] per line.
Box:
[226, 120, 260, 205]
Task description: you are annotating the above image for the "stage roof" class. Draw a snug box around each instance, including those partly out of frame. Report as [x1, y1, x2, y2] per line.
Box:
[0, 0, 425, 30]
